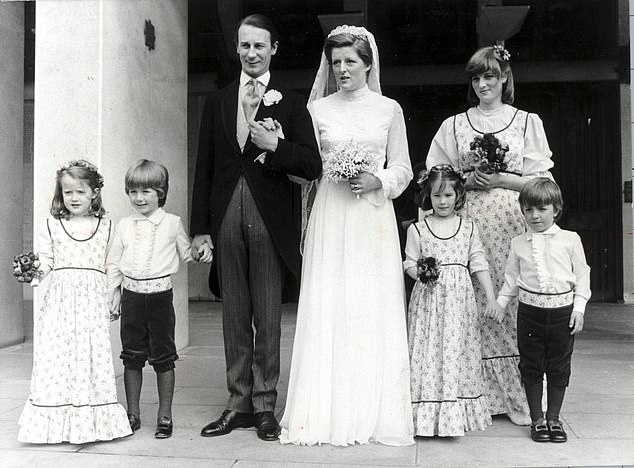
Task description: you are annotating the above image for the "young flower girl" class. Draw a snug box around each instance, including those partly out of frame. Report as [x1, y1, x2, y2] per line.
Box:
[404, 164, 498, 436]
[18, 160, 131, 444]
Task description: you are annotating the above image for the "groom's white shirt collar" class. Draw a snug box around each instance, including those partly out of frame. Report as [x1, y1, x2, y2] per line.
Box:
[240, 71, 270, 89]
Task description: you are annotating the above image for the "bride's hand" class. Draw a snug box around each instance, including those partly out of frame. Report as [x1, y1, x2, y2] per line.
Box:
[349, 172, 382, 195]
[471, 169, 501, 191]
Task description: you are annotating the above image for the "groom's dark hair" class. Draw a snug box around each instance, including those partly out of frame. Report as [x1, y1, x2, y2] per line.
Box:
[235, 14, 279, 45]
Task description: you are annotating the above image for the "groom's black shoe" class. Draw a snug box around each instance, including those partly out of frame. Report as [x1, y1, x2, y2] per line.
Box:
[200, 410, 255, 437]
[255, 411, 281, 441]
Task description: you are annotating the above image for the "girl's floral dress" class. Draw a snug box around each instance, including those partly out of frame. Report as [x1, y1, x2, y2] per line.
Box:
[405, 217, 491, 436]
[18, 217, 131, 444]
[426, 105, 554, 416]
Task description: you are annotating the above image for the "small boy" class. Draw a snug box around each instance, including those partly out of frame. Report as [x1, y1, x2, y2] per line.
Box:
[495, 177, 590, 443]
[107, 159, 211, 439]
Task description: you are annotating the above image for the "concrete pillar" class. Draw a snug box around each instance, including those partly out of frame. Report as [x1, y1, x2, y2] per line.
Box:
[0, 4, 24, 348]
[620, 0, 633, 302]
[34, 0, 188, 370]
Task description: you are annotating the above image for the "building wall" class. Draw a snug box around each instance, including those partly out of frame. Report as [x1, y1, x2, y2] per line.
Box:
[0, 4, 24, 347]
[33, 1, 188, 369]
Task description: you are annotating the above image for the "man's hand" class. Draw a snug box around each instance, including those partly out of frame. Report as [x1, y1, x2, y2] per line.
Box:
[248, 120, 278, 152]
[197, 243, 214, 263]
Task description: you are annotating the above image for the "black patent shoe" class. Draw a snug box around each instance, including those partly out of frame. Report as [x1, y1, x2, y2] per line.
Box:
[254, 411, 281, 441]
[155, 416, 173, 439]
[530, 418, 550, 442]
[128, 413, 141, 432]
[200, 410, 255, 437]
[548, 419, 567, 443]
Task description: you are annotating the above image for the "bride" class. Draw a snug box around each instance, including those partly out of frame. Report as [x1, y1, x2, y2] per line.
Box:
[280, 25, 414, 446]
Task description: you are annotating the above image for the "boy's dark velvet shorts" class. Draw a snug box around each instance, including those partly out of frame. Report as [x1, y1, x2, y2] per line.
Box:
[517, 301, 574, 387]
[120, 288, 178, 372]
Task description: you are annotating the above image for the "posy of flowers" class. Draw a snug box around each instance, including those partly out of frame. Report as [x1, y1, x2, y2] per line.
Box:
[12, 251, 41, 283]
[468, 133, 509, 173]
[323, 141, 377, 181]
[417, 256, 441, 285]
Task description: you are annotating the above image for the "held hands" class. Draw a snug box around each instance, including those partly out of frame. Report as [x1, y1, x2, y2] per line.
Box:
[248, 117, 280, 153]
[108, 288, 121, 321]
[569, 310, 584, 335]
[191, 235, 214, 263]
[349, 172, 382, 195]
[484, 299, 504, 323]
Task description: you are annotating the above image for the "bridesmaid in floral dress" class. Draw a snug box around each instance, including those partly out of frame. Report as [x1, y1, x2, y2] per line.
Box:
[18, 161, 131, 444]
[425, 46, 555, 425]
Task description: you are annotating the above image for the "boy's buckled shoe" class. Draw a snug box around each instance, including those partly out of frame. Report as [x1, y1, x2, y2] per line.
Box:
[547, 419, 567, 443]
[530, 418, 550, 442]
[155, 416, 173, 439]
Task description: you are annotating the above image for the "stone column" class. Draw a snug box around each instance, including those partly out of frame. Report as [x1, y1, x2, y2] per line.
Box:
[34, 0, 188, 369]
[623, 0, 633, 301]
[0, 4, 24, 348]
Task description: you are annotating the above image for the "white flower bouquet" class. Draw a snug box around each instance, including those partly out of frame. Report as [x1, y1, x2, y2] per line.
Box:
[323, 141, 376, 181]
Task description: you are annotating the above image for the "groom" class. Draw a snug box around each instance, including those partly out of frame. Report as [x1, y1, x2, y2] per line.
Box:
[190, 14, 321, 441]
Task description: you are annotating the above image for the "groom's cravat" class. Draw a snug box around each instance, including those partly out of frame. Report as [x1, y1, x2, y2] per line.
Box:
[238, 78, 262, 150]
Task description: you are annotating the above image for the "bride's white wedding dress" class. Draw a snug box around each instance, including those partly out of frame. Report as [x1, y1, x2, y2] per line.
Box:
[280, 85, 414, 446]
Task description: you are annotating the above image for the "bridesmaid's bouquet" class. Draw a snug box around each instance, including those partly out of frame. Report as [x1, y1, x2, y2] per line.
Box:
[417, 256, 441, 285]
[323, 142, 377, 181]
[468, 133, 509, 173]
[12, 251, 41, 284]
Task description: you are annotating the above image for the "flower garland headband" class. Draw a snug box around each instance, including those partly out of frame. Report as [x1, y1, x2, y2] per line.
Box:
[492, 44, 511, 62]
[57, 159, 104, 189]
[417, 164, 466, 187]
[328, 24, 368, 39]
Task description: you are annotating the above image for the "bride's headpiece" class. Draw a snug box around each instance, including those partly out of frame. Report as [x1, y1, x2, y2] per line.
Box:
[308, 24, 381, 104]
[327, 25, 368, 39]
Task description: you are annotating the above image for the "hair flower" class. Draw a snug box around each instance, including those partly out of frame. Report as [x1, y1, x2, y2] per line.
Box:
[262, 89, 283, 106]
[492, 44, 511, 61]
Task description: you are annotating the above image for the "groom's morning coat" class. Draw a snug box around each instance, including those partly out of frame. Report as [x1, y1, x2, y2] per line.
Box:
[191, 76, 321, 292]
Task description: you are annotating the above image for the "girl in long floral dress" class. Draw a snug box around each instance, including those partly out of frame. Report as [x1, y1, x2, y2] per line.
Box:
[425, 46, 554, 425]
[404, 165, 499, 436]
[18, 160, 131, 444]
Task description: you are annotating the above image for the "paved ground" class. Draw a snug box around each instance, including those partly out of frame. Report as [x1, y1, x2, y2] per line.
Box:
[1, 301, 633, 468]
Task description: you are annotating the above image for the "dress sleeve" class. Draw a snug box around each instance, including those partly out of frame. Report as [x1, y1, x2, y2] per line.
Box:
[522, 113, 554, 178]
[467, 221, 489, 274]
[35, 219, 54, 278]
[425, 116, 460, 170]
[403, 223, 422, 272]
[369, 102, 413, 205]
[106, 221, 125, 290]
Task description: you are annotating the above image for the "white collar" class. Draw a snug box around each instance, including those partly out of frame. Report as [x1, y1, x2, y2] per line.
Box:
[240, 71, 270, 88]
[132, 207, 166, 225]
[526, 223, 561, 240]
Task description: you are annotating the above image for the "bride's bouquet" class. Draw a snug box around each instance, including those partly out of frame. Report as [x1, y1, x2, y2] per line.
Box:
[12, 251, 42, 284]
[468, 133, 509, 173]
[323, 141, 377, 181]
[417, 256, 441, 286]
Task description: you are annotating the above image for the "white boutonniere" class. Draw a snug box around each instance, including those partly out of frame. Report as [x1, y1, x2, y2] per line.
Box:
[262, 89, 283, 106]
